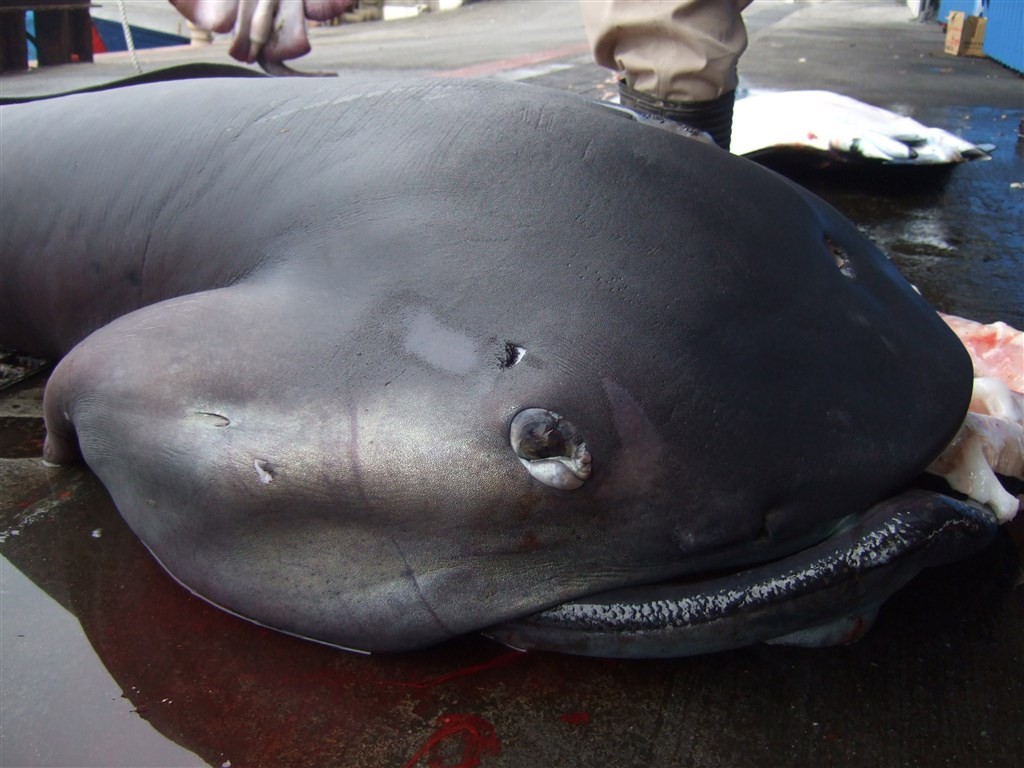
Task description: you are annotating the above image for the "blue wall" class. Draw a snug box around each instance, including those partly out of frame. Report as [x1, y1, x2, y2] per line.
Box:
[984, 0, 1023, 73]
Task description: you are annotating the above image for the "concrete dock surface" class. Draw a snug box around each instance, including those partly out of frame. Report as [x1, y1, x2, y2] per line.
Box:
[1, 2, 1022, 767]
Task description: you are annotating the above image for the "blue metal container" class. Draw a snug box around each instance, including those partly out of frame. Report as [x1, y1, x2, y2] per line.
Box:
[91, 17, 188, 53]
[984, 0, 1024, 73]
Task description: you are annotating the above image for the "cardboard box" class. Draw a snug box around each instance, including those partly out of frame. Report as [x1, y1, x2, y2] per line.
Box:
[945, 11, 987, 58]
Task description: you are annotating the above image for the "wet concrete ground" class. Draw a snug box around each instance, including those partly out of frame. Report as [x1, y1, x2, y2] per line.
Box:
[2, 2, 1022, 766]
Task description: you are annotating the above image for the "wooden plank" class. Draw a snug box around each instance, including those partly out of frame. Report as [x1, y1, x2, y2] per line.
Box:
[0, 6, 95, 13]
[0, 8, 28, 72]
[0, 5, 94, 68]
[0, 1, 91, 10]
[33, 7, 72, 66]
[69, 6, 91, 62]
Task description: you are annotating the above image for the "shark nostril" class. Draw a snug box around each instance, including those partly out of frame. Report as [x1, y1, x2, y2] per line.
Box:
[510, 408, 592, 490]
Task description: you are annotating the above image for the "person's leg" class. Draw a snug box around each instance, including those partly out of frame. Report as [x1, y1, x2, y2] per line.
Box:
[580, 0, 752, 148]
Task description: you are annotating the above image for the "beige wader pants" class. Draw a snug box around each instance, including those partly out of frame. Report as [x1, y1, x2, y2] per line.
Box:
[580, 0, 753, 102]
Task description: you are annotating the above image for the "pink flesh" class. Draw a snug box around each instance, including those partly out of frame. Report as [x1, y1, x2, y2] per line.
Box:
[941, 312, 1024, 394]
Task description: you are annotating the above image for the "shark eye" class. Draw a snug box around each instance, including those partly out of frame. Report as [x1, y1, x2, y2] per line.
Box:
[510, 408, 592, 490]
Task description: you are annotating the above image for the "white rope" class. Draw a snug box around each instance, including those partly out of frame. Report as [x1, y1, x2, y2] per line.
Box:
[116, 0, 142, 74]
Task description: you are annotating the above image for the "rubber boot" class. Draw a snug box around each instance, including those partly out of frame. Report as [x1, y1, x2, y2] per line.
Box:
[618, 81, 737, 151]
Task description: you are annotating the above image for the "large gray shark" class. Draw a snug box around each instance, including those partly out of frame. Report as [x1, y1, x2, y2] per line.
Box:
[0, 76, 997, 656]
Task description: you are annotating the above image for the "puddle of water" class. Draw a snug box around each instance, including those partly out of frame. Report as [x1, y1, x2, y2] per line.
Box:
[1, 556, 205, 768]
[797, 106, 1024, 327]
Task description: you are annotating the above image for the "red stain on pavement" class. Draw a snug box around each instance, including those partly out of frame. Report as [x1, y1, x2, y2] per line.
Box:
[381, 650, 525, 690]
[403, 713, 500, 768]
[559, 711, 591, 726]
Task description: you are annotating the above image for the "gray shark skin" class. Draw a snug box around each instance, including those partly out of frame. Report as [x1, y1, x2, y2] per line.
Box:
[0, 77, 996, 656]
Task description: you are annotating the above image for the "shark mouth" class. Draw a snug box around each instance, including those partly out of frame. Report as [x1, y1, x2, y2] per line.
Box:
[485, 490, 999, 658]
